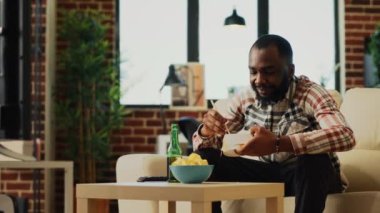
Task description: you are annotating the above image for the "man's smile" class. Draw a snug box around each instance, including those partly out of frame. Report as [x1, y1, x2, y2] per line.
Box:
[256, 86, 272, 97]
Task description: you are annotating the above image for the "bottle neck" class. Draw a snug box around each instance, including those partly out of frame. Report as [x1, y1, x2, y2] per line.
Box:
[168, 127, 182, 156]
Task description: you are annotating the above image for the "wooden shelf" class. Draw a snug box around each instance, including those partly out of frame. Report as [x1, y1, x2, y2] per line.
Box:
[0, 161, 74, 213]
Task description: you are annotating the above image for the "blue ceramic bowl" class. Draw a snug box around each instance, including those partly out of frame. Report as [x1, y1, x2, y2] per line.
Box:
[169, 165, 214, 184]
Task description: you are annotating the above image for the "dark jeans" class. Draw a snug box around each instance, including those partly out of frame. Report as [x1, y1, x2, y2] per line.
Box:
[196, 148, 343, 213]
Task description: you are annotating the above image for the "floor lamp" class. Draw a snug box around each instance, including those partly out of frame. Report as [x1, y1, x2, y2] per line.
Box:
[159, 65, 183, 133]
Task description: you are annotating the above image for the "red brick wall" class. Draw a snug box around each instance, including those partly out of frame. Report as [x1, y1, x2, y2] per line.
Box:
[54, 1, 119, 212]
[0, 0, 47, 212]
[113, 109, 204, 154]
[0, 170, 43, 212]
[345, 0, 380, 88]
[0, 1, 119, 213]
[2, 0, 379, 212]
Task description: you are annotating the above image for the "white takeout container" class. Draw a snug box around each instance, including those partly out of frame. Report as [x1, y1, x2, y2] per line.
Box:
[222, 132, 252, 157]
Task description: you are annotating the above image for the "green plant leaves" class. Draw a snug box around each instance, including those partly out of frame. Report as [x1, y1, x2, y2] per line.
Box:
[370, 24, 380, 85]
[55, 9, 125, 183]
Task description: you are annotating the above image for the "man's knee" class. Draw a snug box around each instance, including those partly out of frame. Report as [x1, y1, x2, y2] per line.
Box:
[293, 154, 337, 213]
[295, 154, 338, 194]
[296, 154, 332, 173]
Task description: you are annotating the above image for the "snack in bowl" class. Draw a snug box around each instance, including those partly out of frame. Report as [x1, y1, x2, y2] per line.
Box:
[171, 153, 209, 165]
[169, 153, 214, 184]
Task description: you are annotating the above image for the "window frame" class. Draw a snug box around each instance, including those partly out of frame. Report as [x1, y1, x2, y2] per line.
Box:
[115, 0, 341, 107]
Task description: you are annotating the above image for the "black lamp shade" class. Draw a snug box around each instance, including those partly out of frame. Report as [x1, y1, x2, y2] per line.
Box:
[224, 9, 246, 26]
[160, 65, 183, 92]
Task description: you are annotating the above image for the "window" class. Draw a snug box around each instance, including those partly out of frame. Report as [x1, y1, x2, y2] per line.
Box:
[269, 0, 335, 89]
[199, 0, 257, 99]
[119, 0, 336, 105]
[119, 0, 187, 105]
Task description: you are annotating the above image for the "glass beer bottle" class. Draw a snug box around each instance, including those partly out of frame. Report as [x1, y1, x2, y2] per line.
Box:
[167, 123, 182, 182]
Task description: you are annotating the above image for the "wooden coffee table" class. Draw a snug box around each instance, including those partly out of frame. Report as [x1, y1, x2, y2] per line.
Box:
[76, 181, 284, 213]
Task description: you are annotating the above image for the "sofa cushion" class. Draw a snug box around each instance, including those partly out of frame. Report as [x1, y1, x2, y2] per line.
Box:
[323, 191, 380, 213]
[337, 149, 380, 192]
[340, 88, 380, 150]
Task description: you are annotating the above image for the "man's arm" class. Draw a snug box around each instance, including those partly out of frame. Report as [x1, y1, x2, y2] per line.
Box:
[234, 125, 294, 156]
[193, 123, 222, 151]
[289, 86, 356, 155]
[192, 95, 246, 151]
[278, 135, 294, 152]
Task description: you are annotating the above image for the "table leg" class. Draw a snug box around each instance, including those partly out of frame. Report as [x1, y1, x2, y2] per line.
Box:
[168, 201, 176, 213]
[266, 196, 284, 213]
[77, 198, 99, 213]
[65, 165, 74, 213]
[191, 201, 211, 213]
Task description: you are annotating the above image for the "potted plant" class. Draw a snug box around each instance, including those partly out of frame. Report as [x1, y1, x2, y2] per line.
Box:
[55, 9, 125, 183]
[369, 23, 380, 86]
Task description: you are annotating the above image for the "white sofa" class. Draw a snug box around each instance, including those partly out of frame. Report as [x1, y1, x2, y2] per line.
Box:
[116, 88, 380, 213]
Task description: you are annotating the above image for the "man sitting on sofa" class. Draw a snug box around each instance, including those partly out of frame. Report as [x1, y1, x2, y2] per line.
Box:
[193, 34, 356, 213]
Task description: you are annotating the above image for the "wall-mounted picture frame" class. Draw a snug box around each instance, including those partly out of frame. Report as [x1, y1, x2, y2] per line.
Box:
[170, 63, 206, 110]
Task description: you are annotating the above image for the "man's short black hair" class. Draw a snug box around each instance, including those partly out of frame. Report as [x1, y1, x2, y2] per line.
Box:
[251, 34, 293, 64]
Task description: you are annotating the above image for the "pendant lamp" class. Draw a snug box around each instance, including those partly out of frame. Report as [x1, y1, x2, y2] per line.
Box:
[224, 8, 246, 26]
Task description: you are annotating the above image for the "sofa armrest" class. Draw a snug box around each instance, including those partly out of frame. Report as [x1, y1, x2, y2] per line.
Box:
[116, 154, 167, 182]
[116, 154, 167, 213]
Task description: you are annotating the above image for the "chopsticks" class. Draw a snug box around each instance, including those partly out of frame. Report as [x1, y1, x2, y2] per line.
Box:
[210, 100, 231, 134]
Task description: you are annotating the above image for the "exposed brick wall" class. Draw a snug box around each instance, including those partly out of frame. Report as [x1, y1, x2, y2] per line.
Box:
[0, 0, 47, 212]
[345, 0, 380, 88]
[54, 1, 118, 212]
[0, 1, 118, 213]
[0, 170, 44, 211]
[112, 109, 204, 155]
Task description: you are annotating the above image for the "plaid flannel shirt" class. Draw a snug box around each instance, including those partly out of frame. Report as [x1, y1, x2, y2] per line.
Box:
[193, 76, 355, 174]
